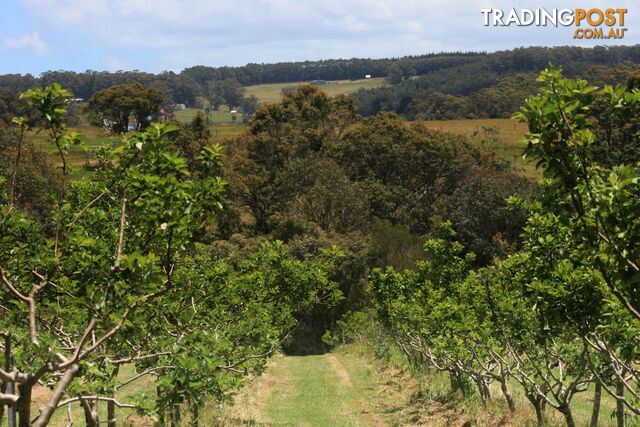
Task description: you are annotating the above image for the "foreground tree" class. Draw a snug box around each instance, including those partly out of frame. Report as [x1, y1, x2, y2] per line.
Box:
[1, 83, 224, 426]
[1, 83, 344, 426]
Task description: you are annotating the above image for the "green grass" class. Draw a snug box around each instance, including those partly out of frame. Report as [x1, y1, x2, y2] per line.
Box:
[28, 120, 246, 180]
[261, 355, 366, 426]
[210, 123, 246, 141]
[175, 108, 242, 124]
[245, 78, 386, 104]
[36, 346, 630, 426]
[217, 351, 390, 426]
[24, 126, 121, 179]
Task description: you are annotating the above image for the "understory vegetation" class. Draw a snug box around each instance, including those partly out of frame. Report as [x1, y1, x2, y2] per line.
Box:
[0, 52, 639, 426]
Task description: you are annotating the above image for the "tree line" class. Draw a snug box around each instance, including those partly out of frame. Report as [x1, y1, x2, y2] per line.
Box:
[354, 48, 640, 119]
[1, 45, 640, 109]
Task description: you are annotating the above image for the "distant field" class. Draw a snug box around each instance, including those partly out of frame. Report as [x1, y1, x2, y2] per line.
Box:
[31, 118, 534, 180]
[174, 108, 246, 141]
[245, 77, 386, 104]
[419, 118, 539, 179]
[210, 123, 246, 141]
[174, 108, 241, 124]
[25, 126, 120, 178]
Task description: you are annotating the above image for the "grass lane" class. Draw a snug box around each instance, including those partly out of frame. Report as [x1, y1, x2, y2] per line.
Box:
[263, 354, 369, 426]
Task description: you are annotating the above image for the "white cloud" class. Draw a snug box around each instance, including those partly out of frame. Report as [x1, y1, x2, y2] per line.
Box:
[15, 0, 640, 70]
[1, 31, 49, 55]
[13, 0, 490, 57]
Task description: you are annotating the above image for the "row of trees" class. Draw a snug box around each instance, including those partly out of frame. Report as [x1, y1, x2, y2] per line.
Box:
[0, 84, 341, 426]
[370, 69, 640, 426]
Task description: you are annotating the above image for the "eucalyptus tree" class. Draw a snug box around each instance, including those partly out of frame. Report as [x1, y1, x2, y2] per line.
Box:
[88, 83, 165, 133]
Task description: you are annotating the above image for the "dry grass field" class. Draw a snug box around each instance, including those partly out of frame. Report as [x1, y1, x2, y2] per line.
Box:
[245, 77, 386, 104]
[419, 118, 539, 179]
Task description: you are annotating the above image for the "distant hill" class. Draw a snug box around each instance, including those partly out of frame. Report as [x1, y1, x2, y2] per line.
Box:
[0, 45, 638, 111]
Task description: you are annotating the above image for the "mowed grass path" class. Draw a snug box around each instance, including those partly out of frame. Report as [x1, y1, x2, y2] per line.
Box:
[227, 353, 386, 426]
[264, 355, 368, 426]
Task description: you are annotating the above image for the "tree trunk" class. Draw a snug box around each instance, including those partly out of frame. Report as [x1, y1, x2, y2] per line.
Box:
[17, 383, 32, 427]
[33, 364, 79, 427]
[107, 365, 120, 427]
[449, 370, 467, 396]
[0, 335, 6, 426]
[170, 401, 181, 427]
[590, 382, 602, 427]
[80, 398, 97, 427]
[483, 380, 491, 402]
[91, 400, 99, 426]
[474, 377, 490, 406]
[107, 399, 116, 427]
[6, 380, 17, 427]
[156, 386, 165, 427]
[191, 402, 200, 427]
[559, 404, 576, 427]
[616, 380, 625, 427]
[526, 394, 545, 427]
[2, 336, 15, 427]
[534, 403, 545, 427]
[500, 374, 516, 413]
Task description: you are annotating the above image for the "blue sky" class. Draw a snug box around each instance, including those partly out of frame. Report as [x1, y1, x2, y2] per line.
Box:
[1, 0, 638, 75]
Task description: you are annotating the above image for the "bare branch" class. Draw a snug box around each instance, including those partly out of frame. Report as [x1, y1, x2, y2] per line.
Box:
[59, 286, 169, 369]
[66, 191, 107, 231]
[109, 352, 172, 366]
[0, 392, 18, 404]
[0, 266, 49, 344]
[65, 402, 73, 427]
[56, 396, 136, 409]
[33, 364, 80, 427]
[116, 366, 175, 390]
[115, 193, 127, 265]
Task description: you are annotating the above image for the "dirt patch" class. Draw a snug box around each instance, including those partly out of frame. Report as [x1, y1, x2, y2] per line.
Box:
[31, 386, 54, 409]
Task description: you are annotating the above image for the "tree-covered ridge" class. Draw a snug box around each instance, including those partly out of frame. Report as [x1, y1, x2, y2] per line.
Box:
[1, 45, 639, 107]
[354, 54, 640, 119]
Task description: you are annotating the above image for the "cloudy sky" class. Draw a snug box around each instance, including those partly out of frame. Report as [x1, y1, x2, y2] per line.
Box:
[0, 0, 638, 74]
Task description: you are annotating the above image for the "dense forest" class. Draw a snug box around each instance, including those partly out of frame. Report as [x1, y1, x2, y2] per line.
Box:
[1, 48, 640, 425]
